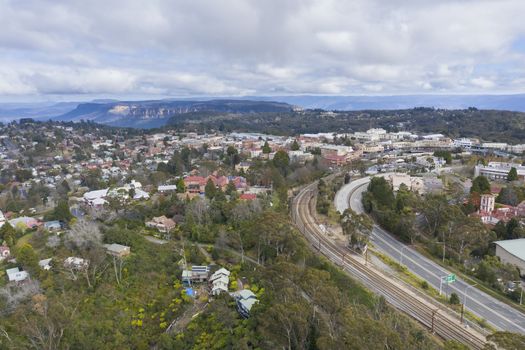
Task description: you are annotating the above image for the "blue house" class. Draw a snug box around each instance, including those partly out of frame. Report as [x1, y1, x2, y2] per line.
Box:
[44, 220, 62, 231]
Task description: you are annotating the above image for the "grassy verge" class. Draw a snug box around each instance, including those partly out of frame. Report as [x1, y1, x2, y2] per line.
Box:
[412, 244, 525, 314]
[371, 249, 496, 333]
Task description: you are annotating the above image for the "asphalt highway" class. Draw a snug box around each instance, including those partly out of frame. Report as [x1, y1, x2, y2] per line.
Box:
[334, 177, 525, 334]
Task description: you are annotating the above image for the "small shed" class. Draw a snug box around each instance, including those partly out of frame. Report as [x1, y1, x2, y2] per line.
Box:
[104, 243, 131, 257]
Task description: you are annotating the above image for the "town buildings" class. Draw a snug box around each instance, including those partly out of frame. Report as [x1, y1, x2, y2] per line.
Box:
[474, 162, 525, 180]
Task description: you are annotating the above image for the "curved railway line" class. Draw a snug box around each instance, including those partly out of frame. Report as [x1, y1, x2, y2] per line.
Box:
[291, 180, 487, 349]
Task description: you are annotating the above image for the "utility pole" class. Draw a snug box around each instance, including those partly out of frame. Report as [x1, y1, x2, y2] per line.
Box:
[462, 283, 477, 324]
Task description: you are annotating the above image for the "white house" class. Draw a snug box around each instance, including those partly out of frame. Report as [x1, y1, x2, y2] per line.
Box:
[64, 257, 89, 270]
[38, 258, 53, 270]
[210, 268, 230, 296]
[6, 267, 29, 283]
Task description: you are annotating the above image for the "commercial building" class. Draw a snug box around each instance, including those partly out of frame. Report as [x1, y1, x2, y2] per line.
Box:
[494, 239, 525, 276]
[474, 162, 525, 180]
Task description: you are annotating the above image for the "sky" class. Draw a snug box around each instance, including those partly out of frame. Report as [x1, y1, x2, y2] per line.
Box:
[1, 0, 525, 101]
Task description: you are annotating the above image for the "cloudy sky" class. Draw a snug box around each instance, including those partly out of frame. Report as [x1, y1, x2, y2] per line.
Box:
[1, 0, 525, 101]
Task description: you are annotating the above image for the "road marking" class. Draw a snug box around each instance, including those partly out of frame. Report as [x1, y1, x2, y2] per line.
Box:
[338, 177, 525, 334]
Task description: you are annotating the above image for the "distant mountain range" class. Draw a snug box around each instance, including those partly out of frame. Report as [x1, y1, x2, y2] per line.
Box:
[1, 94, 525, 128]
[255, 94, 525, 111]
[51, 99, 295, 128]
[0, 102, 79, 121]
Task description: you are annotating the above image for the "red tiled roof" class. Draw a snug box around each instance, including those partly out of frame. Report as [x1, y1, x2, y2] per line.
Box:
[240, 193, 257, 200]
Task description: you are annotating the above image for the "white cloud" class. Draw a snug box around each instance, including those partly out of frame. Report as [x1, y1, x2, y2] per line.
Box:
[0, 0, 524, 98]
[470, 77, 495, 89]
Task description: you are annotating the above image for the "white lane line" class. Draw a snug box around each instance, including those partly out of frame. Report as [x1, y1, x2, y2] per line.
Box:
[340, 178, 525, 333]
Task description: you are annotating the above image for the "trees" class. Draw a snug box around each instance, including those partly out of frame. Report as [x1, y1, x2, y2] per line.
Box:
[363, 177, 395, 211]
[262, 141, 271, 154]
[272, 150, 290, 176]
[291, 139, 300, 151]
[316, 179, 331, 215]
[449, 293, 460, 305]
[340, 209, 373, 249]
[486, 331, 525, 350]
[64, 219, 103, 251]
[0, 222, 16, 247]
[16, 244, 39, 274]
[496, 186, 519, 206]
[475, 256, 519, 289]
[470, 176, 490, 194]
[449, 217, 492, 263]
[419, 195, 459, 236]
[507, 167, 519, 181]
[128, 187, 136, 200]
[48, 200, 73, 223]
[433, 150, 452, 164]
[176, 178, 186, 193]
[205, 179, 217, 199]
[225, 146, 240, 168]
[504, 218, 525, 239]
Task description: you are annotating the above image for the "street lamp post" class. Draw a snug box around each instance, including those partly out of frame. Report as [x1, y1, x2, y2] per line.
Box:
[439, 275, 448, 296]
[461, 283, 477, 324]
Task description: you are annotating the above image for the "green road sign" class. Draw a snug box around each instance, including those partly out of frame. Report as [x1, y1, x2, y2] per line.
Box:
[446, 274, 456, 283]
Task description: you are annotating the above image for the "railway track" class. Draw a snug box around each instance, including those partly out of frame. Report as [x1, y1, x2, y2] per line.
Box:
[291, 180, 487, 349]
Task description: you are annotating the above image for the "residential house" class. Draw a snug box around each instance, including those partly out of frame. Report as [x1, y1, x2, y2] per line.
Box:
[233, 289, 259, 318]
[38, 258, 52, 270]
[9, 216, 40, 230]
[182, 265, 210, 285]
[64, 257, 89, 270]
[6, 267, 29, 283]
[158, 185, 178, 193]
[104, 243, 131, 257]
[210, 268, 230, 296]
[44, 220, 62, 231]
[0, 245, 10, 261]
[145, 216, 176, 233]
[184, 176, 208, 195]
[239, 193, 257, 201]
[83, 189, 109, 207]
